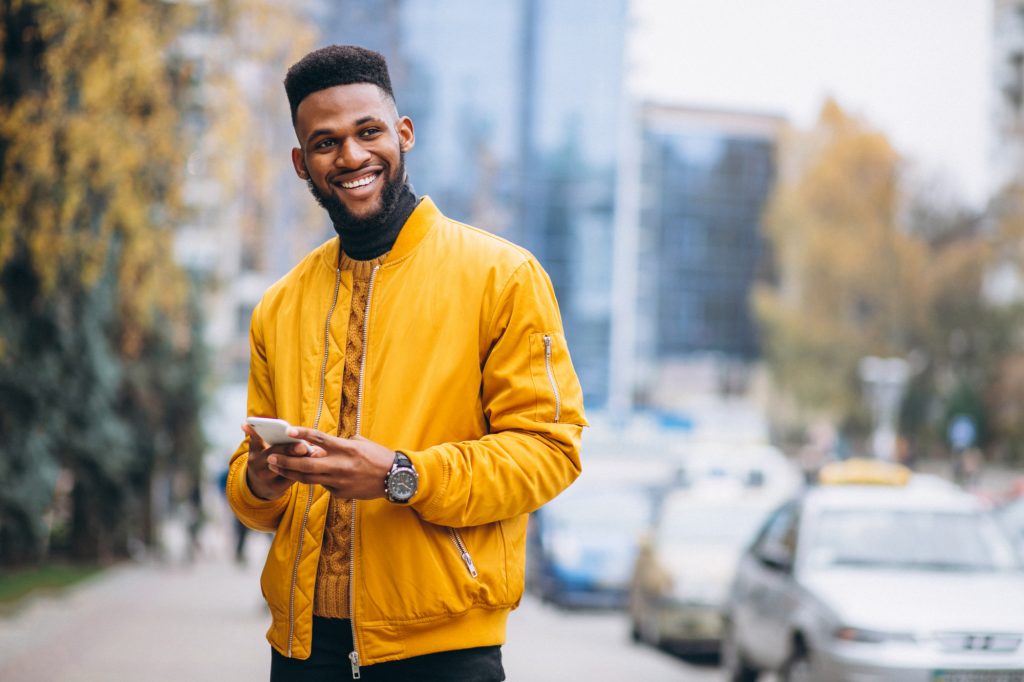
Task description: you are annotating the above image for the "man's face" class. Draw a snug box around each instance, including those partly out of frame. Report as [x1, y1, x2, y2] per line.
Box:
[291, 83, 415, 225]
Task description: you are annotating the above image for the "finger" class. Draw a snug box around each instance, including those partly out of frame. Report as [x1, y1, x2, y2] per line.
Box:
[267, 441, 311, 457]
[270, 468, 335, 487]
[268, 453, 323, 475]
[287, 426, 338, 448]
[266, 457, 331, 482]
[242, 424, 268, 453]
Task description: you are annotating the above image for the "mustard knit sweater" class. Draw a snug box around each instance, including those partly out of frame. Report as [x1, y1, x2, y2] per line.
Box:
[313, 252, 387, 619]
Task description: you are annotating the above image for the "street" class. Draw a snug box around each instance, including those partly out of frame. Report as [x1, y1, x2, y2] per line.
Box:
[3, 457, 1010, 681]
[0, 516, 724, 682]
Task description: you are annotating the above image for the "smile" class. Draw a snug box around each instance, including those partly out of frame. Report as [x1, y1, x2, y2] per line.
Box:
[338, 172, 379, 189]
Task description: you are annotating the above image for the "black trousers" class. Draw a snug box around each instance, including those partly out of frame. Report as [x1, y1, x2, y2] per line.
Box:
[270, 616, 506, 682]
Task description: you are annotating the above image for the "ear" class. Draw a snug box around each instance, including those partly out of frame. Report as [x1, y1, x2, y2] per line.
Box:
[397, 115, 415, 153]
[291, 147, 308, 179]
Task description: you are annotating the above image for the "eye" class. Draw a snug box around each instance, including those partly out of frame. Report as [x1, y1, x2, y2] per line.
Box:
[360, 127, 382, 138]
[314, 138, 336, 149]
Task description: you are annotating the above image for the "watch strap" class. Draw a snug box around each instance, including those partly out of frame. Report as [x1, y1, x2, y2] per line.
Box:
[392, 451, 413, 470]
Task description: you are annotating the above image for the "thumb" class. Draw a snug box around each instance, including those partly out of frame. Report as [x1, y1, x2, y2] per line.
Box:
[242, 424, 268, 453]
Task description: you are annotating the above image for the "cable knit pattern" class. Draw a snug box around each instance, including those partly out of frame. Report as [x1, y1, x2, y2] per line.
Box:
[313, 253, 387, 619]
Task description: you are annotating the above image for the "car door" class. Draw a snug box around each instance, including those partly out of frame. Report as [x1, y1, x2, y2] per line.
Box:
[732, 501, 801, 668]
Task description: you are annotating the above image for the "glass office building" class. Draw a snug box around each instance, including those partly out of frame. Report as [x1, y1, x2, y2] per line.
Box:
[635, 105, 781, 396]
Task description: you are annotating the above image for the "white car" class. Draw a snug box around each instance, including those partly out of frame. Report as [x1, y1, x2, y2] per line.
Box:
[723, 462, 1024, 682]
[629, 484, 782, 653]
[675, 441, 803, 495]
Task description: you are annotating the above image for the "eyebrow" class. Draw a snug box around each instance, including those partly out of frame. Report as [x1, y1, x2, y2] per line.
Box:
[305, 116, 386, 145]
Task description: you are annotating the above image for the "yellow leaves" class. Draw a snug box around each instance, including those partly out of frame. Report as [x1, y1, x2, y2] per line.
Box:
[757, 98, 970, 415]
[1, 0, 191, 341]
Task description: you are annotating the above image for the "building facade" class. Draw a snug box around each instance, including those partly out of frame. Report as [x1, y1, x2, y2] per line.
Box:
[633, 104, 782, 407]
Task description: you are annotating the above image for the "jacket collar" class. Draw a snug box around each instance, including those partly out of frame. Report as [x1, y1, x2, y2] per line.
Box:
[319, 196, 441, 271]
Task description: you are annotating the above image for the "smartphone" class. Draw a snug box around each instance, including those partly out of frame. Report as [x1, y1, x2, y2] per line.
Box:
[246, 417, 303, 446]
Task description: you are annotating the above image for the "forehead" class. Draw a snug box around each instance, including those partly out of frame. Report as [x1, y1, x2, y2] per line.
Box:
[294, 82, 395, 133]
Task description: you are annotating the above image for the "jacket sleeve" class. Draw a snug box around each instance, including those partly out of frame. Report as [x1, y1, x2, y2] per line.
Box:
[407, 257, 586, 527]
[226, 299, 293, 532]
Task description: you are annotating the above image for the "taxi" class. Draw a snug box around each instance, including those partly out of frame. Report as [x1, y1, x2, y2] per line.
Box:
[723, 458, 1024, 682]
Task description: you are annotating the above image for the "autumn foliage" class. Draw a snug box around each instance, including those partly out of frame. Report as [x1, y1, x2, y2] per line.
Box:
[755, 99, 1024, 459]
[0, 0, 204, 563]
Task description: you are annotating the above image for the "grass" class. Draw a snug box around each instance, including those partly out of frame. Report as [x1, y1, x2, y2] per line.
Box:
[0, 563, 102, 612]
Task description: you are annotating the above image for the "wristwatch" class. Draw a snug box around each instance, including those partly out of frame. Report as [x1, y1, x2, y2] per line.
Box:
[384, 451, 418, 504]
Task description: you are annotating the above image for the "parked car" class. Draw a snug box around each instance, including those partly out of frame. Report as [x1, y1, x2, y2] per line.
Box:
[629, 483, 781, 654]
[675, 441, 802, 497]
[527, 481, 654, 609]
[723, 458, 1024, 682]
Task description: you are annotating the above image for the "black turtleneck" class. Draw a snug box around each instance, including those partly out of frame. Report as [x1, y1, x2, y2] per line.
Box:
[335, 185, 418, 260]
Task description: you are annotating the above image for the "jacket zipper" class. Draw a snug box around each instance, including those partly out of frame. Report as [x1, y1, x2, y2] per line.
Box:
[349, 263, 380, 680]
[287, 263, 343, 657]
[448, 528, 479, 577]
[543, 334, 562, 423]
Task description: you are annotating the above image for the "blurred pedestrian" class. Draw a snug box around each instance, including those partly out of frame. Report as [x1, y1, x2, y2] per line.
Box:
[180, 475, 204, 564]
[955, 446, 983, 488]
[224, 45, 585, 681]
[218, 466, 250, 565]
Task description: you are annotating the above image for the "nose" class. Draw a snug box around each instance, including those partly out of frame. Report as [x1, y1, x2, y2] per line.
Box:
[336, 137, 371, 169]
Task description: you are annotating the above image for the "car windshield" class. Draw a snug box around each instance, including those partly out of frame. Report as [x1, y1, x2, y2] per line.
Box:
[807, 509, 1022, 572]
[657, 506, 768, 547]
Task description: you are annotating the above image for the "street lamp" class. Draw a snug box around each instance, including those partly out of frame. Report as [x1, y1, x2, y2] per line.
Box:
[858, 356, 910, 461]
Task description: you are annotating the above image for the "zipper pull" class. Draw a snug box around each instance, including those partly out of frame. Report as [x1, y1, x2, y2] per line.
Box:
[349, 650, 361, 679]
[461, 550, 479, 578]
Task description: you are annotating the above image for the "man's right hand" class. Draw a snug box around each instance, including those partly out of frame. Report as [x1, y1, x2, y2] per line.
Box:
[242, 423, 321, 500]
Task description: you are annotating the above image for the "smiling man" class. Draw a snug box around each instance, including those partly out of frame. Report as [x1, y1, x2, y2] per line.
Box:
[224, 45, 586, 681]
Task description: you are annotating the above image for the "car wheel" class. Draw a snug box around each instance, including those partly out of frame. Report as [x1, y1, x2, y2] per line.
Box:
[779, 644, 813, 682]
[721, 621, 758, 682]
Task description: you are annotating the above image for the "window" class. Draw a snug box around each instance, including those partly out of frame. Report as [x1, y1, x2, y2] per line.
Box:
[752, 502, 800, 569]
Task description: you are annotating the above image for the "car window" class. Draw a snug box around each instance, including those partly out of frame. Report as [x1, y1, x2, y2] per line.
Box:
[752, 502, 800, 565]
[806, 509, 1022, 572]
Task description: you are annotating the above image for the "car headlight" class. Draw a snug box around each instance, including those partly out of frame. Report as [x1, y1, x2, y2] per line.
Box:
[833, 626, 915, 644]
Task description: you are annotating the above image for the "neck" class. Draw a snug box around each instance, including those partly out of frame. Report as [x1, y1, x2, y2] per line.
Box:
[335, 185, 417, 260]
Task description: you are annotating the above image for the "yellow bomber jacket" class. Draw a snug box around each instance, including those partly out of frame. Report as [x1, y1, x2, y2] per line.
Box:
[226, 197, 586, 669]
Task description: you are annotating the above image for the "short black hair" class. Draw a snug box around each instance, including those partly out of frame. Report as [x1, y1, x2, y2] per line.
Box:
[284, 45, 395, 125]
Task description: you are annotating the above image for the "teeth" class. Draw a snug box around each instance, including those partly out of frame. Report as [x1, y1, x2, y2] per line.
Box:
[340, 174, 377, 189]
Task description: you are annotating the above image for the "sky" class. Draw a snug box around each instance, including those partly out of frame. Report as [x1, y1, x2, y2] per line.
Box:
[630, 0, 994, 208]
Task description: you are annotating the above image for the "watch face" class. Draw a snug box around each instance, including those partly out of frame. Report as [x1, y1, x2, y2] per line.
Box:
[389, 469, 418, 501]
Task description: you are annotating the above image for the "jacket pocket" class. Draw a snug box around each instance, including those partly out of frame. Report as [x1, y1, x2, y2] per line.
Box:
[529, 332, 585, 425]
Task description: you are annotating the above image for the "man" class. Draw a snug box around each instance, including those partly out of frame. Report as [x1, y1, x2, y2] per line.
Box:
[225, 45, 586, 681]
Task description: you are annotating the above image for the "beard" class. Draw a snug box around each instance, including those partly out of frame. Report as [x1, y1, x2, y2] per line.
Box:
[306, 151, 407, 236]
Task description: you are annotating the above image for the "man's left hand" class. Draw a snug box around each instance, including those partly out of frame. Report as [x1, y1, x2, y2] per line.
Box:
[266, 427, 396, 499]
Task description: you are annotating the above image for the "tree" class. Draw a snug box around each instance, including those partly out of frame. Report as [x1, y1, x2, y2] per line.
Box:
[755, 99, 1024, 459]
[0, 0, 204, 563]
[753, 100, 930, 425]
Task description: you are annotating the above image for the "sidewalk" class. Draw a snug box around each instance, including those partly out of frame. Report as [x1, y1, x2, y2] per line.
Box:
[0, 519, 272, 682]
